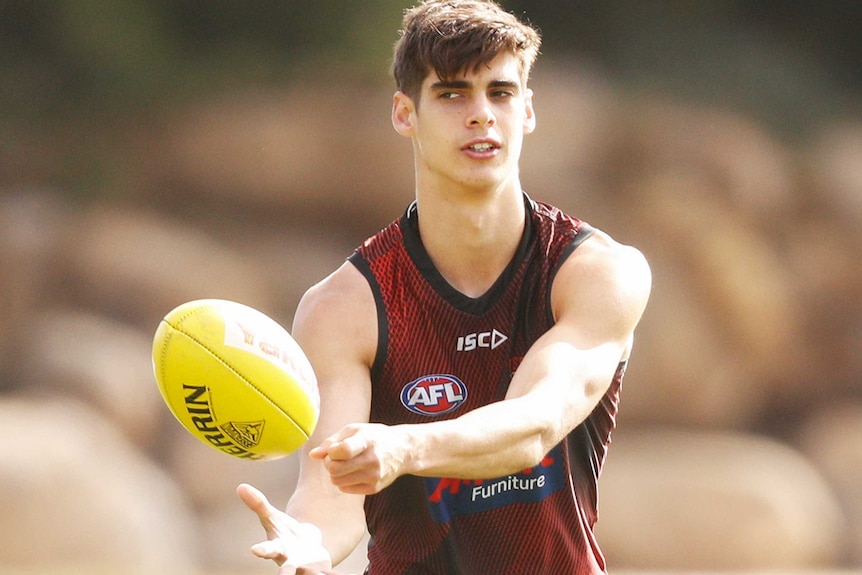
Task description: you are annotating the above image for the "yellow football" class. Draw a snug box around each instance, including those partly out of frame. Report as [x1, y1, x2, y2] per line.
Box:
[152, 299, 319, 460]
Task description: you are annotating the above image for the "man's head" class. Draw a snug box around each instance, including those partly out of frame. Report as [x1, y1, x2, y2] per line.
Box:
[392, 0, 542, 104]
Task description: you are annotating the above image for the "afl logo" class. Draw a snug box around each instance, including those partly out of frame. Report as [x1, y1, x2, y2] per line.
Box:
[401, 375, 468, 416]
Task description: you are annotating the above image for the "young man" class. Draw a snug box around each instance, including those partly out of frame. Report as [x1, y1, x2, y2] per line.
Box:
[238, 1, 651, 573]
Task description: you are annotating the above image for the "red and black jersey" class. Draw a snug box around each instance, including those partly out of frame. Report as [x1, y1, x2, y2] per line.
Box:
[348, 195, 626, 575]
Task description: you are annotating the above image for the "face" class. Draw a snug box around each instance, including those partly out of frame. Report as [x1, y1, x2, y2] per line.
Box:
[392, 52, 536, 194]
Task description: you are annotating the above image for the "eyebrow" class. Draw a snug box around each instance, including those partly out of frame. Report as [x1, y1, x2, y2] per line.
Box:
[429, 79, 521, 91]
[430, 79, 471, 91]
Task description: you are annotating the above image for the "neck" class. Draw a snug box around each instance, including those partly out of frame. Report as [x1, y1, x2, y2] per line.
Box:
[415, 184, 526, 298]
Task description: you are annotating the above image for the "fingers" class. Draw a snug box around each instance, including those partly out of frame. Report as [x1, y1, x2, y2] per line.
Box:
[308, 444, 327, 460]
[238, 483, 333, 574]
[329, 434, 369, 461]
[237, 483, 302, 542]
[310, 426, 368, 461]
[237, 483, 275, 518]
[308, 425, 396, 495]
[251, 539, 288, 563]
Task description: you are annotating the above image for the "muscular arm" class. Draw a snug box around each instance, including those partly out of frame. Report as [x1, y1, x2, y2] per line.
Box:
[285, 262, 377, 564]
[316, 233, 651, 491]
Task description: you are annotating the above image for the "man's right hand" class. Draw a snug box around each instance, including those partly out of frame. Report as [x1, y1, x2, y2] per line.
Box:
[237, 483, 334, 575]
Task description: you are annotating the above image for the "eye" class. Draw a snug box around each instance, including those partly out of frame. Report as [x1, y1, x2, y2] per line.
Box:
[491, 89, 515, 99]
[439, 91, 461, 100]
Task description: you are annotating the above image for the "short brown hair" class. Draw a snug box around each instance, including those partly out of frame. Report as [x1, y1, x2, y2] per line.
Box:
[392, 0, 542, 102]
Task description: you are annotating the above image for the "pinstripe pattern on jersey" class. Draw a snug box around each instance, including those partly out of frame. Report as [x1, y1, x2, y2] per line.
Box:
[348, 196, 623, 575]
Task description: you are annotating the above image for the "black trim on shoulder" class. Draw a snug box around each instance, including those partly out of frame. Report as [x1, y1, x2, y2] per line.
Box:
[545, 222, 596, 326]
[556, 222, 595, 271]
[401, 197, 534, 316]
[347, 251, 389, 383]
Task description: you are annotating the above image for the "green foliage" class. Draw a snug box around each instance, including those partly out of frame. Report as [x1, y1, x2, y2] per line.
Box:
[0, 0, 407, 116]
[2, 0, 859, 119]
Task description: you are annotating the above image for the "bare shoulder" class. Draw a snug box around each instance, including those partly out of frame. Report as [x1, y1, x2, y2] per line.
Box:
[569, 229, 651, 285]
[292, 260, 378, 371]
[553, 228, 652, 336]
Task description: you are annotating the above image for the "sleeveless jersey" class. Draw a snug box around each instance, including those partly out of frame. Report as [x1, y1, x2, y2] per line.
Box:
[348, 195, 626, 575]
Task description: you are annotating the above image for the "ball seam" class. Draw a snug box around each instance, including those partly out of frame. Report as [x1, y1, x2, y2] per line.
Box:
[167, 306, 312, 439]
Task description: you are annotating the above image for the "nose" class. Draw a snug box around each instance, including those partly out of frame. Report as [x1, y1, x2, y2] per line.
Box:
[467, 96, 495, 128]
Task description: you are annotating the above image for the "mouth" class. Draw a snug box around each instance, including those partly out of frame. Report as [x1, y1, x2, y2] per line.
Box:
[463, 140, 501, 154]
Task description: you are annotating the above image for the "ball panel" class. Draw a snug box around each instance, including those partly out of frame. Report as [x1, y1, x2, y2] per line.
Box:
[163, 300, 319, 436]
[154, 322, 311, 460]
[152, 299, 319, 460]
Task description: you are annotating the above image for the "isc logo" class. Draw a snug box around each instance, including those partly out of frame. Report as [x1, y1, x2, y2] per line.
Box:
[401, 375, 468, 416]
[456, 329, 508, 352]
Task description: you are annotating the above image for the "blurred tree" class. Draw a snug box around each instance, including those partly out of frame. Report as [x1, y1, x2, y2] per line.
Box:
[503, 0, 860, 139]
[0, 0, 405, 116]
[0, 0, 858, 182]
[1, 0, 859, 119]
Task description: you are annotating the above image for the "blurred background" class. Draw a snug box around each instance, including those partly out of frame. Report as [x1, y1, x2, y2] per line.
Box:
[1, 1, 860, 573]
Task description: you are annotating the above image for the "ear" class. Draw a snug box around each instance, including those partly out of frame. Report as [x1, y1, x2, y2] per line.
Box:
[392, 91, 417, 137]
[523, 88, 536, 135]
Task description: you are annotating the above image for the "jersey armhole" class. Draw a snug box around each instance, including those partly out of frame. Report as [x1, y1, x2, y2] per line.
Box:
[347, 252, 389, 383]
[545, 223, 596, 326]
